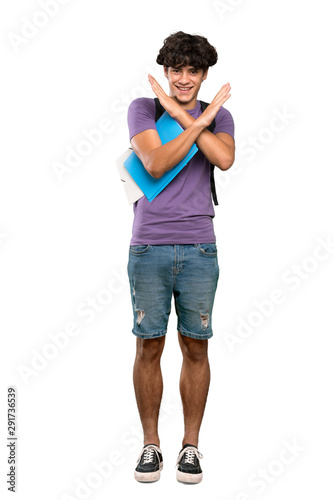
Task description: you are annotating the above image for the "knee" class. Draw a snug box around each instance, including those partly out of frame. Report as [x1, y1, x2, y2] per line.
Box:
[178, 333, 208, 362]
[136, 336, 165, 363]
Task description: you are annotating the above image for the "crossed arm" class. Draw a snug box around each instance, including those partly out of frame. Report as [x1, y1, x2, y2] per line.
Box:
[131, 75, 235, 179]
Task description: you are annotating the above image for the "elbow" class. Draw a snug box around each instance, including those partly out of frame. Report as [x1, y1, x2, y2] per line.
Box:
[216, 142, 235, 171]
[145, 156, 163, 179]
[146, 163, 163, 179]
[151, 166, 163, 179]
[218, 154, 235, 171]
[223, 157, 235, 171]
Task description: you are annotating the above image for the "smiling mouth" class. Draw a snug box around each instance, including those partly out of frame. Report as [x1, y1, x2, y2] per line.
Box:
[175, 86, 193, 92]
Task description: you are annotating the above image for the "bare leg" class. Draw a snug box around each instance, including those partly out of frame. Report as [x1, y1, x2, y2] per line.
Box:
[133, 336, 166, 447]
[178, 332, 210, 447]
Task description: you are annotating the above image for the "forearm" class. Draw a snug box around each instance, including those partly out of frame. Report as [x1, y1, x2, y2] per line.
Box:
[144, 119, 206, 179]
[177, 112, 234, 170]
[146, 75, 234, 170]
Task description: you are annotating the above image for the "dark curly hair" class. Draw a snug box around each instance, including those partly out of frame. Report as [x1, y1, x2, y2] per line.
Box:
[156, 31, 218, 72]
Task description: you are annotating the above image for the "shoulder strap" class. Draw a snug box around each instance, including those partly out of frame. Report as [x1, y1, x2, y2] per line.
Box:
[154, 97, 165, 122]
[199, 100, 216, 133]
[199, 101, 218, 206]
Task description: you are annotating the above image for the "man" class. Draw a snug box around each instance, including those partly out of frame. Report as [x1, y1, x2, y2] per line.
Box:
[126, 31, 235, 484]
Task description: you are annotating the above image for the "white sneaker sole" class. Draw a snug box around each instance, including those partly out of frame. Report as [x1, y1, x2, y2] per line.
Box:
[134, 463, 163, 482]
[176, 469, 203, 484]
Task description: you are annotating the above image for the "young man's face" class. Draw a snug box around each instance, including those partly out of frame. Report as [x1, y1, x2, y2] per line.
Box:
[164, 65, 208, 109]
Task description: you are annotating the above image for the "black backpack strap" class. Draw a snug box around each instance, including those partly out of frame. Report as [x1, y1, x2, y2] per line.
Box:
[154, 97, 166, 122]
[199, 101, 218, 206]
[199, 100, 216, 133]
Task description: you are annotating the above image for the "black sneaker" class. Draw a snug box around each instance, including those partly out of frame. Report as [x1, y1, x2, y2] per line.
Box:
[134, 444, 163, 482]
[176, 444, 203, 484]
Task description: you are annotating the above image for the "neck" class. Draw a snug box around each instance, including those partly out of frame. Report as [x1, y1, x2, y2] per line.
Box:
[171, 95, 198, 110]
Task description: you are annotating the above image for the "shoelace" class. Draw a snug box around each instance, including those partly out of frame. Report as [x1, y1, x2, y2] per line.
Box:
[176, 446, 203, 466]
[137, 445, 161, 465]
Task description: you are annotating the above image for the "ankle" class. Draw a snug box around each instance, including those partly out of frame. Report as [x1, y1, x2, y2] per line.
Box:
[182, 436, 198, 448]
[144, 436, 160, 448]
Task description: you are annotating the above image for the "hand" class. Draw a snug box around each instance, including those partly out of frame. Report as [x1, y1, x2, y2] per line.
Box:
[198, 82, 231, 128]
[148, 74, 184, 120]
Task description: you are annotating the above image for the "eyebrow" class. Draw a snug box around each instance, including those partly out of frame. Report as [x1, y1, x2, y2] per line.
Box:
[171, 66, 197, 71]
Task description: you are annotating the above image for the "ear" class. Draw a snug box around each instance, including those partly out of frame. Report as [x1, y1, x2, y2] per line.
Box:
[164, 66, 169, 78]
[202, 69, 208, 82]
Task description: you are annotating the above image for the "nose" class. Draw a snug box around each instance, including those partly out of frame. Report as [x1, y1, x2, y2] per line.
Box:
[178, 71, 191, 85]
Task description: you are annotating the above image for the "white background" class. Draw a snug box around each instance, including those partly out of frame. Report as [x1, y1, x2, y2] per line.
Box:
[1, 0, 332, 498]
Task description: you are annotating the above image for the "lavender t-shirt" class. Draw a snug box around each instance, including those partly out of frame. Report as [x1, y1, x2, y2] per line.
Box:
[127, 97, 234, 245]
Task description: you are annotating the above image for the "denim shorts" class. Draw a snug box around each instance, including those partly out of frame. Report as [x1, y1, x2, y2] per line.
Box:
[127, 243, 219, 340]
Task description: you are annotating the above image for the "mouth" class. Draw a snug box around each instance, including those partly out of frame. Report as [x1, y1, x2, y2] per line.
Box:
[175, 85, 194, 94]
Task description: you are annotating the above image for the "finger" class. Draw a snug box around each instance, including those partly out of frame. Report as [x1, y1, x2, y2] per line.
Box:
[148, 75, 162, 96]
[211, 84, 231, 101]
[148, 74, 163, 90]
[217, 84, 231, 97]
[149, 78, 170, 104]
[213, 85, 231, 105]
[148, 75, 164, 94]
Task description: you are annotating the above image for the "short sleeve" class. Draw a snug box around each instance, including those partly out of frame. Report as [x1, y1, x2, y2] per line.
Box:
[213, 106, 235, 139]
[127, 97, 157, 141]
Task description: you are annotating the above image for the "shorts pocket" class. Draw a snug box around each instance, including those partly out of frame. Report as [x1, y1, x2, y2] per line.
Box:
[129, 245, 150, 255]
[197, 243, 218, 256]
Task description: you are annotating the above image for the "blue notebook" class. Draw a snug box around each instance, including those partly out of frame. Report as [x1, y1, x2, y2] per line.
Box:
[124, 112, 198, 202]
